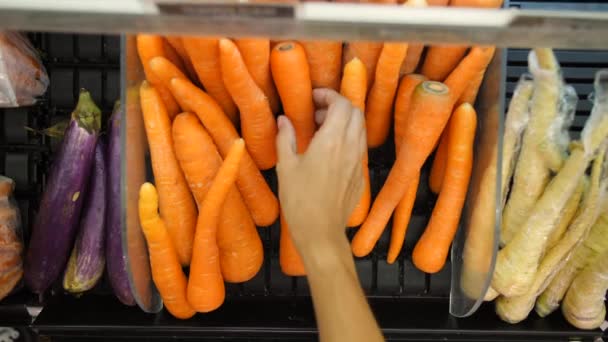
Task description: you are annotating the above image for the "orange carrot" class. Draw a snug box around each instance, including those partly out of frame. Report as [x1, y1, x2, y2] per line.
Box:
[301, 40, 343, 91]
[181, 37, 239, 125]
[387, 174, 419, 264]
[394, 74, 427, 151]
[139, 81, 197, 266]
[421, 46, 468, 82]
[400, 45, 424, 76]
[366, 42, 409, 147]
[136, 34, 182, 119]
[444, 46, 496, 104]
[279, 212, 306, 276]
[343, 42, 383, 88]
[165, 36, 198, 82]
[271, 42, 316, 154]
[220, 38, 278, 170]
[172, 112, 263, 283]
[450, 0, 503, 7]
[413, 103, 477, 273]
[148, 56, 188, 85]
[352, 81, 452, 257]
[427, 0, 448, 5]
[429, 129, 449, 194]
[234, 38, 280, 113]
[188, 139, 245, 313]
[167, 77, 279, 227]
[138, 182, 196, 319]
[457, 48, 496, 105]
[341, 58, 371, 227]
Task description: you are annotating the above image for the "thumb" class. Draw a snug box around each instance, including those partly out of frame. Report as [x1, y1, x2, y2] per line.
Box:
[276, 115, 298, 166]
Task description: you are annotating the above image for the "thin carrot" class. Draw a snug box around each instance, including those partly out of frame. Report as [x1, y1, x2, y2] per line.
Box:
[413, 103, 477, 273]
[188, 139, 245, 313]
[271, 42, 316, 154]
[457, 48, 496, 105]
[387, 175, 419, 264]
[279, 212, 306, 276]
[421, 46, 468, 82]
[234, 38, 280, 113]
[139, 81, 197, 266]
[136, 35, 181, 118]
[366, 42, 409, 147]
[450, 0, 503, 7]
[148, 56, 188, 85]
[167, 77, 279, 227]
[394, 74, 427, 151]
[352, 81, 452, 257]
[301, 40, 343, 91]
[444, 46, 496, 104]
[429, 129, 449, 194]
[341, 58, 370, 227]
[165, 36, 198, 82]
[343, 42, 383, 88]
[220, 38, 278, 170]
[138, 182, 196, 319]
[399, 0, 428, 76]
[181, 37, 239, 125]
[172, 113, 263, 283]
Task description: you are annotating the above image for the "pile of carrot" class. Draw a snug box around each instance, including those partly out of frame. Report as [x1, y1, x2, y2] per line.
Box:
[132, 0, 500, 319]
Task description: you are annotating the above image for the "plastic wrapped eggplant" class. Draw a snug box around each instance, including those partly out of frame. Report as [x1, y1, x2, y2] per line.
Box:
[24, 90, 100, 297]
[63, 141, 107, 294]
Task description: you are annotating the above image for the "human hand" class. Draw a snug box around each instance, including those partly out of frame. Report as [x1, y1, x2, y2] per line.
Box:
[276, 88, 366, 253]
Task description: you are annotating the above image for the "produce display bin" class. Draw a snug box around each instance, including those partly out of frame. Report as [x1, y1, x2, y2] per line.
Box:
[0, 0, 607, 341]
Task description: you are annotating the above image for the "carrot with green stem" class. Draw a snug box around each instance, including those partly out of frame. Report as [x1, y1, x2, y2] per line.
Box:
[188, 139, 245, 313]
[302, 40, 343, 91]
[413, 103, 477, 273]
[181, 37, 239, 125]
[235, 38, 280, 113]
[352, 81, 452, 257]
[138, 182, 196, 319]
[166, 77, 279, 227]
[366, 42, 409, 147]
[172, 113, 263, 283]
[341, 58, 370, 227]
[343, 42, 383, 89]
[220, 38, 278, 170]
[139, 81, 197, 266]
[394, 74, 427, 151]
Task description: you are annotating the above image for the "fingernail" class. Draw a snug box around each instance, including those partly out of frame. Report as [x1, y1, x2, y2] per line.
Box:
[277, 115, 286, 129]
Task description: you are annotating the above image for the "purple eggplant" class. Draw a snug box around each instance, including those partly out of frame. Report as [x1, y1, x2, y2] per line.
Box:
[24, 90, 100, 296]
[62, 141, 106, 294]
[106, 102, 136, 306]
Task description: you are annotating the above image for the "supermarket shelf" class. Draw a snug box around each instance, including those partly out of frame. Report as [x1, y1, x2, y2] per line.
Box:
[0, 292, 37, 327]
[33, 295, 603, 341]
[0, 2, 607, 49]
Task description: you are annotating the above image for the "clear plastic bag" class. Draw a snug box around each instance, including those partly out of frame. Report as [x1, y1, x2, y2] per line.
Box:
[0, 31, 49, 107]
[0, 175, 24, 301]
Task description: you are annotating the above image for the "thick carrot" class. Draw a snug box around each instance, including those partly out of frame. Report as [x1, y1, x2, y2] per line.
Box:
[188, 139, 245, 313]
[139, 81, 197, 266]
[421, 46, 468, 82]
[341, 58, 370, 227]
[271, 42, 316, 154]
[219, 38, 278, 170]
[352, 81, 452, 257]
[366, 42, 409, 147]
[234, 38, 280, 113]
[301, 40, 343, 91]
[172, 113, 263, 283]
[444, 46, 496, 104]
[394, 74, 427, 151]
[343, 42, 383, 88]
[429, 129, 449, 194]
[167, 78, 279, 227]
[413, 103, 477, 273]
[450, 0, 503, 7]
[181, 37, 239, 125]
[136, 35, 181, 118]
[138, 182, 196, 319]
[457, 48, 496, 105]
[165, 36, 198, 82]
[387, 174, 419, 264]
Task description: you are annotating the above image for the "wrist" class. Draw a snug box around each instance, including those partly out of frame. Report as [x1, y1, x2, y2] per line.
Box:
[299, 235, 354, 276]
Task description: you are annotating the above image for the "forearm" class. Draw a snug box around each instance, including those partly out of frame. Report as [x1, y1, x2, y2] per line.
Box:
[300, 235, 384, 342]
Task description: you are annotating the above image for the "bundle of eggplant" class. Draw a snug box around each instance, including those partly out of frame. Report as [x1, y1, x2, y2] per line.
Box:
[24, 91, 135, 306]
[482, 48, 608, 330]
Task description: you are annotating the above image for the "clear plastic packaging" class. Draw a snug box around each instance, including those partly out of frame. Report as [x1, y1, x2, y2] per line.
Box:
[0, 31, 49, 107]
[0, 175, 24, 301]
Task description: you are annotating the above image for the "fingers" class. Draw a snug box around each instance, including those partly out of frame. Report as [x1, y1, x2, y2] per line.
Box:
[315, 109, 328, 126]
[276, 115, 298, 170]
[313, 88, 342, 109]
